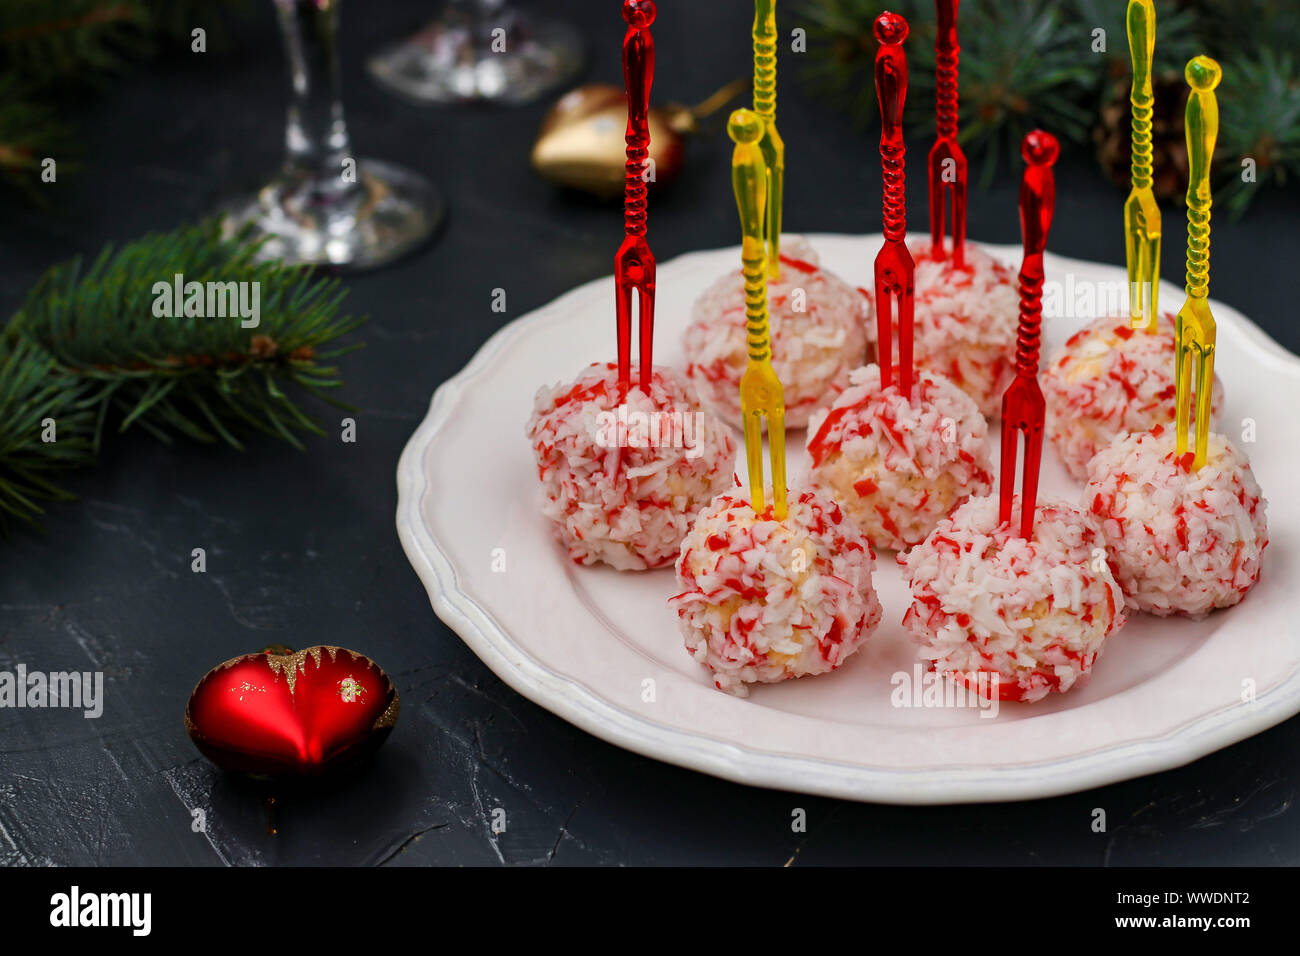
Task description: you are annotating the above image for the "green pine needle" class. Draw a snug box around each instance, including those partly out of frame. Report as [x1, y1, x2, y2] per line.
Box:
[0, 332, 98, 530]
[0, 70, 72, 192]
[0, 0, 152, 85]
[1071, 0, 1201, 79]
[9, 219, 366, 459]
[798, 0, 1300, 214]
[0, 0, 249, 195]
[1216, 48, 1300, 219]
[799, 0, 1097, 185]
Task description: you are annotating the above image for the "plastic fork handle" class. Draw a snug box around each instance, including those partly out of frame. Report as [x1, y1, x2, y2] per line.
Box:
[1015, 130, 1059, 378]
[935, 0, 960, 140]
[1184, 56, 1220, 301]
[752, 0, 778, 134]
[617, 0, 656, 391]
[732, 111, 770, 363]
[1125, 0, 1160, 332]
[731, 108, 787, 518]
[1000, 131, 1059, 538]
[875, 13, 908, 245]
[929, 0, 965, 266]
[1128, 0, 1156, 192]
[1175, 56, 1221, 469]
[753, 0, 783, 279]
[622, 1, 654, 242]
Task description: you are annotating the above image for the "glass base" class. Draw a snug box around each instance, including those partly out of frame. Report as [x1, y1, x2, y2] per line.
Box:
[367, 9, 583, 105]
[218, 158, 444, 272]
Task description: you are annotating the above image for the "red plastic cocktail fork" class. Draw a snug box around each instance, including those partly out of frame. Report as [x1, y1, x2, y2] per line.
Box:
[1000, 131, 1059, 539]
[874, 12, 916, 394]
[615, 0, 657, 395]
[928, 0, 967, 268]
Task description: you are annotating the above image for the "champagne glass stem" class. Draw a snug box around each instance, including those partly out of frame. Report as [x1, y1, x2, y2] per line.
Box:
[278, 0, 352, 186]
[217, 0, 444, 271]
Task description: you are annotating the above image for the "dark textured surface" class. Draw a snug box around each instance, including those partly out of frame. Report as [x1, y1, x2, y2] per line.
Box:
[1, 0, 1297, 867]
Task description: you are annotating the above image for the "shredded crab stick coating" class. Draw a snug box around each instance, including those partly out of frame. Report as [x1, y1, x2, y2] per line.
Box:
[806, 364, 994, 551]
[902, 494, 1126, 703]
[683, 236, 872, 429]
[527, 362, 737, 571]
[909, 238, 1020, 418]
[670, 488, 883, 697]
[1041, 312, 1224, 481]
[1084, 426, 1267, 618]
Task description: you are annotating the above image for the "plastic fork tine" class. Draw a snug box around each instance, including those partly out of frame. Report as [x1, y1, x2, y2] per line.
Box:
[1000, 131, 1059, 539]
[742, 397, 788, 521]
[874, 239, 915, 394]
[874, 12, 916, 394]
[1175, 56, 1222, 470]
[731, 108, 788, 521]
[753, 0, 785, 281]
[615, 0, 658, 395]
[1125, 0, 1162, 331]
[928, 0, 967, 268]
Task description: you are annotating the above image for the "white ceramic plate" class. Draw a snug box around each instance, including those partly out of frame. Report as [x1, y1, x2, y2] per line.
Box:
[397, 234, 1300, 804]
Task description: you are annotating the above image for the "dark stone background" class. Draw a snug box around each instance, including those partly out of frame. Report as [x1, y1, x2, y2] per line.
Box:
[1, 0, 1296, 866]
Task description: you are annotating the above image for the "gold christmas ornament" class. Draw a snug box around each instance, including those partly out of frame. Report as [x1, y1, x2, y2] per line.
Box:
[531, 80, 747, 197]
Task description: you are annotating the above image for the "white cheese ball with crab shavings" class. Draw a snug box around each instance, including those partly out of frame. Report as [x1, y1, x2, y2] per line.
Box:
[901, 494, 1126, 703]
[1041, 312, 1225, 481]
[805, 363, 994, 552]
[670, 488, 883, 697]
[909, 238, 1020, 418]
[683, 236, 872, 429]
[1084, 426, 1268, 618]
[527, 362, 737, 571]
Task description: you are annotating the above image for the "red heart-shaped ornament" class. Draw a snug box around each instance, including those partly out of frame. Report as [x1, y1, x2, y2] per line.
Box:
[185, 646, 399, 778]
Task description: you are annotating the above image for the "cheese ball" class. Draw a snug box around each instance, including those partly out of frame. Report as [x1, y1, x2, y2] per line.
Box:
[902, 494, 1127, 703]
[684, 235, 871, 429]
[910, 238, 1020, 418]
[806, 364, 993, 551]
[670, 487, 883, 697]
[1041, 312, 1225, 481]
[527, 362, 736, 571]
[1084, 426, 1268, 618]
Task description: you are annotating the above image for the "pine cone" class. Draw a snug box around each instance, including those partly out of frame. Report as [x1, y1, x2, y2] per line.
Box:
[1094, 69, 1189, 202]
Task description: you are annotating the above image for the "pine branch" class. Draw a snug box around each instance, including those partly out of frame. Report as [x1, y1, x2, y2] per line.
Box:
[797, 0, 1300, 214]
[0, 0, 249, 196]
[1185, 0, 1300, 56]
[1216, 48, 1300, 219]
[0, 0, 152, 86]
[0, 70, 73, 192]
[0, 332, 98, 530]
[799, 0, 1097, 185]
[1071, 0, 1201, 81]
[10, 219, 366, 454]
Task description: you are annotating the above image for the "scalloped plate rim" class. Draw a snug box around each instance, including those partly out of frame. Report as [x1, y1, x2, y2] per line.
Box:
[396, 233, 1300, 804]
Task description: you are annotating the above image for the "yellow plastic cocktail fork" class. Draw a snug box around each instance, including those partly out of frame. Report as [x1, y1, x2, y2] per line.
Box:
[730, 108, 788, 520]
[1175, 56, 1222, 469]
[1125, 0, 1162, 331]
[753, 0, 785, 280]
